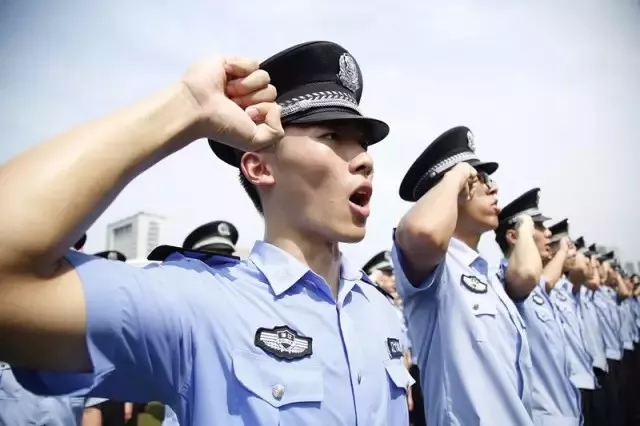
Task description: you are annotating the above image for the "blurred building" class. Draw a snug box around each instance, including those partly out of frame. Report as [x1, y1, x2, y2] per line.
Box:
[106, 212, 166, 260]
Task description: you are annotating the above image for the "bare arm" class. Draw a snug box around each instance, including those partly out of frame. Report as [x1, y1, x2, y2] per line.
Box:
[82, 406, 103, 426]
[504, 216, 542, 300]
[542, 241, 569, 292]
[0, 58, 282, 370]
[0, 84, 201, 370]
[395, 164, 474, 284]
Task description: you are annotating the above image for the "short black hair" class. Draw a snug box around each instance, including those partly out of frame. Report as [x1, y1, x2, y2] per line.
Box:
[494, 224, 513, 255]
[239, 170, 264, 215]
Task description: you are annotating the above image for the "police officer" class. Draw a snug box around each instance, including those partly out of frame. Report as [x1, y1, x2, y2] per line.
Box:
[393, 126, 537, 425]
[575, 239, 610, 426]
[494, 188, 581, 425]
[147, 220, 239, 262]
[0, 42, 412, 426]
[546, 219, 597, 425]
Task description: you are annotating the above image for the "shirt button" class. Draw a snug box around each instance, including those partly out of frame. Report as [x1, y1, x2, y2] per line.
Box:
[473, 304, 479, 310]
[272, 384, 285, 400]
[357, 373, 362, 384]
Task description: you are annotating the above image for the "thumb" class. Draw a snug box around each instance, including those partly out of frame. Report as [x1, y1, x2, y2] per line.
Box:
[246, 102, 284, 148]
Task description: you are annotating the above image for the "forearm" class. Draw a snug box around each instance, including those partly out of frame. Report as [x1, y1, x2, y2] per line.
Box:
[0, 83, 201, 274]
[505, 225, 541, 299]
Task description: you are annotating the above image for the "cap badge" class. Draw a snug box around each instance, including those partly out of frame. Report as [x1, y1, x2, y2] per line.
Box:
[536, 191, 540, 207]
[467, 131, 475, 152]
[337, 53, 360, 93]
[107, 252, 118, 260]
[217, 222, 231, 237]
[384, 251, 391, 262]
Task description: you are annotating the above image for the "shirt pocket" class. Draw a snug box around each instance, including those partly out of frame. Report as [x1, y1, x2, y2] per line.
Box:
[534, 307, 554, 323]
[468, 295, 497, 342]
[0, 363, 24, 400]
[231, 350, 324, 424]
[384, 359, 414, 397]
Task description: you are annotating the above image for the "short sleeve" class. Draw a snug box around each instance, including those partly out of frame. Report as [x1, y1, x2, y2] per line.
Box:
[84, 397, 108, 408]
[391, 241, 445, 300]
[12, 250, 214, 403]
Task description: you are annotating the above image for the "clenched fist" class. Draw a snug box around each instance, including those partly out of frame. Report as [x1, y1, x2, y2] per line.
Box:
[181, 57, 284, 152]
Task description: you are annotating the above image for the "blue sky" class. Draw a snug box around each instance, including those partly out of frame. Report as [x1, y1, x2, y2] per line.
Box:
[1, 0, 639, 268]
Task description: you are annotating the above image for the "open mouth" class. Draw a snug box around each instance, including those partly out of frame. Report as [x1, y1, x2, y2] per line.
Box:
[349, 184, 372, 218]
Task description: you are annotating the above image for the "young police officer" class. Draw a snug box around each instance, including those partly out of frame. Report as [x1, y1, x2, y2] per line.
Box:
[0, 42, 412, 425]
[393, 126, 540, 425]
[495, 189, 581, 425]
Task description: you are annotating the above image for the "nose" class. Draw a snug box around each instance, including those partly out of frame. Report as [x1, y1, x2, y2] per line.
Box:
[487, 180, 499, 195]
[543, 229, 552, 238]
[349, 151, 374, 178]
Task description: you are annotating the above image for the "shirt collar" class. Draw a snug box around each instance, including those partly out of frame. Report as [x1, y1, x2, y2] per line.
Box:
[450, 237, 488, 276]
[248, 240, 364, 298]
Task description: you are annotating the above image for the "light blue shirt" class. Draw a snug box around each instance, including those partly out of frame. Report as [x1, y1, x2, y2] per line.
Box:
[163, 406, 180, 426]
[593, 287, 622, 360]
[619, 298, 635, 350]
[578, 287, 608, 372]
[0, 362, 84, 426]
[499, 260, 580, 426]
[13, 241, 412, 426]
[550, 279, 595, 390]
[393, 238, 534, 426]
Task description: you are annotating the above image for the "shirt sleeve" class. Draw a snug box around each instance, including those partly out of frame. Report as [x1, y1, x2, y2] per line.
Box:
[12, 250, 211, 403]
[391, 240, 446, 300]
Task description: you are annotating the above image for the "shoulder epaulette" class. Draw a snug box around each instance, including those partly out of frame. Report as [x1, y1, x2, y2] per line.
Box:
[147, 245, 240, 264]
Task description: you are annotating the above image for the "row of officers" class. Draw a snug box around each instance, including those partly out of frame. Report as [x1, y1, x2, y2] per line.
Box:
[0, 39, 637, 426]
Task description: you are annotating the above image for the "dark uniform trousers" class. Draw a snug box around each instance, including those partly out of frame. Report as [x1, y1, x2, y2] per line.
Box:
[591, 367, 609, 426]
[408, 365, 426, 426]
[603, 359, 624, 426]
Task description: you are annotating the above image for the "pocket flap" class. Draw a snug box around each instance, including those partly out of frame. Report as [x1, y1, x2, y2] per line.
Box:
[232, 350, 324, 408]
[384, 360, 415, 389]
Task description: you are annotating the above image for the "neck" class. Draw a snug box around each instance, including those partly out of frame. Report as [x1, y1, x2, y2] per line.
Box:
[263, 220, 342, 298]
[453, 228, 482, 251]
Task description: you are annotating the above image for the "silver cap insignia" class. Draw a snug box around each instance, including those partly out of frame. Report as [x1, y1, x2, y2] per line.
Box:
[217, 222, 231, 237]
[337, 53, 360, 93]
[467, 130, 475, 152]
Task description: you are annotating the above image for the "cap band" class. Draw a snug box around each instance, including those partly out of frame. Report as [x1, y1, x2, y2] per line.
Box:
[413, 152, 479, 200]
[193, 236, 235, 251]
[502, 207, 543, 225]
[279, 90, 360, 119]
[368, 260, 392, 272]
[550, 231, 569, 243]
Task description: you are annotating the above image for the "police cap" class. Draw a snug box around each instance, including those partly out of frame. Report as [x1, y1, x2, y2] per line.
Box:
[399, 126, 498, 202]
[574, 237, 585, 251]
[183, 220, 239, 254]
[362, 250, 393, 275]
[548, 219, 569, 243]
[209, 41, 389, 167]
[498, 188, 550, 227]
[94, 250, 127, 262]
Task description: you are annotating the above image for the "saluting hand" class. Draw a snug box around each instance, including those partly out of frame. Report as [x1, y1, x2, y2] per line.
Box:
[447, 163, 477, 202]
[182, 57, 284, 152]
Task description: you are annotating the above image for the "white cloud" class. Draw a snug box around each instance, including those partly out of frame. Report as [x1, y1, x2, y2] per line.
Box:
[1, 0, 639, 269]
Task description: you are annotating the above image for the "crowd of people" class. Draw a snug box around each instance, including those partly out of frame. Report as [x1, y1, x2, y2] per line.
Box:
[0, 39, 636, 426]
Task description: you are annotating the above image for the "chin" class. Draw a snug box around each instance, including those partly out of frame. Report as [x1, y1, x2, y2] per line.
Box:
[332, 222, 367, 243]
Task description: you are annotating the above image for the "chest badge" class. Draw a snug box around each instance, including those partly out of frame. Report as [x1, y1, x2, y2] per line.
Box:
[254, 325, 313, 360]
[386, 337, 403, 359]
[461, 275, 488, 294]
[532, 293, 545, 305]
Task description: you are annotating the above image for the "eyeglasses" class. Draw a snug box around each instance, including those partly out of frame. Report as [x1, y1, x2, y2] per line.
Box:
[476, 170, 495, 187]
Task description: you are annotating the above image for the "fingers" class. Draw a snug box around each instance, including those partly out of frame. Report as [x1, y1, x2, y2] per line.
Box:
[245, 102, 284, 147]
[232, 85, 277, 109]
[226, 69, 271, 97]
[223, 57, 260, 78]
